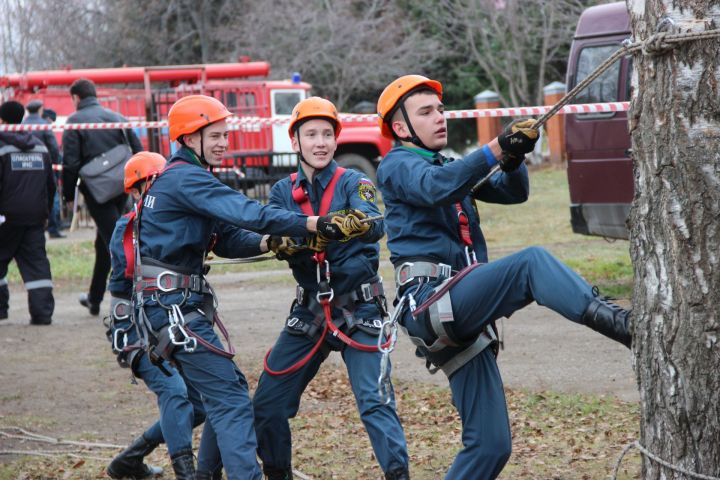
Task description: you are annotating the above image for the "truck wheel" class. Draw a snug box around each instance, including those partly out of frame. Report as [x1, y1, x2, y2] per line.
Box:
[336, 153, 377, 184]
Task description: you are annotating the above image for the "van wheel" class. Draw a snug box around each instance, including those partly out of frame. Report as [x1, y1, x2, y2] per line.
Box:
[336, 153, 377, 184]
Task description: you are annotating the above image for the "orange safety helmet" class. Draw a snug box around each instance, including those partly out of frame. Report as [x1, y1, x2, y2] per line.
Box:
[124, 152, 167, 193]
[168, 94, 232, 142]
[287, 97, 342, 138]
[376, 75, 443, 139]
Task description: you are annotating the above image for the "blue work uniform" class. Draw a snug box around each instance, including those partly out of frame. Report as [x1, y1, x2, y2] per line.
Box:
[377, 145, 596, 480]
[107, 213, 225, 473]
[253, 160, 409, 476]
[137, 146, 309, 480]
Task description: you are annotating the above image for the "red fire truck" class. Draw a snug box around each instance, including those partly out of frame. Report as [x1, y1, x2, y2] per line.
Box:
[0, 61, 391, 189]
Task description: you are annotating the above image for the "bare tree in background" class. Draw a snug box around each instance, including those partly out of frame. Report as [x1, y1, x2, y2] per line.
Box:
[422, 0, 588, 107]
[627, 0, 720, 477]
[101, 0, 240, 66]
[233, 0, 441, 109]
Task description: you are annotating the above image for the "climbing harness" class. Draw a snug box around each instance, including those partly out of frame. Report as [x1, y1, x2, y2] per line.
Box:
[470, 25, 720, 194]
[264, 167, 391, 376]
[124, 161, 236, 375]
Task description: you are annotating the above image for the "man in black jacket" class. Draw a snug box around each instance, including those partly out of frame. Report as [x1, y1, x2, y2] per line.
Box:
[24, 99, 64, 238]
[0, 101, 56, 325]
[61, 79, 142, 316]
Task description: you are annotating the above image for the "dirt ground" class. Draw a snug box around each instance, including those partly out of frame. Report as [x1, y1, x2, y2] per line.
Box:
[0, 240, 638, 478]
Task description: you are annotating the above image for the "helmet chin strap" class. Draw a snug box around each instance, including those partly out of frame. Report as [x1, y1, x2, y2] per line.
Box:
[198, 129, 209, 166]
[179, 131, 209, 167]
[398, 102, 439, 152]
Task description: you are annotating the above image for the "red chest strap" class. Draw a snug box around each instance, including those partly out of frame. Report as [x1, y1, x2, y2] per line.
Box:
[290, 166, 346, 265]
[455, 202, 473, 247]
[122, 160, 193, 279]
[290, 166, 346, 217]
[122, 211, 136, 279]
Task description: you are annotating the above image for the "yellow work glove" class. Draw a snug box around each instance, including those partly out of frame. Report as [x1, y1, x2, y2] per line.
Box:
[305, 234, 329, 253]
[266, 236, 303, 260]
[334, 209, 371, 242]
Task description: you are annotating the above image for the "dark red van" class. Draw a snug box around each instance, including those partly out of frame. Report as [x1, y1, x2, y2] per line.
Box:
[565, 2, 632, 239]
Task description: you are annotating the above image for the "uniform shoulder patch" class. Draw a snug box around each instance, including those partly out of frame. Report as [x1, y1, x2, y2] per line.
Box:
[358, 178, 376, 202]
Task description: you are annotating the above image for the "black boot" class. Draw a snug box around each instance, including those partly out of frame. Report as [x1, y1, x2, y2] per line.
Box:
[385, 467, 410, 480]
[196, 466, 223, 480]
[263, 465, 293, 480]
[106, 434, 163, 479]
[581, 295, 632, 348]
[171, 450, 196, 480]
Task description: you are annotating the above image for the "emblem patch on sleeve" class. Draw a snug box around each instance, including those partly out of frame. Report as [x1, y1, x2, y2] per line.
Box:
[358, 179, 376, 202]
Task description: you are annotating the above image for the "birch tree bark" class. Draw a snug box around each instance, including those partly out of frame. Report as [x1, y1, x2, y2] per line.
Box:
[627, 0, 720, 478]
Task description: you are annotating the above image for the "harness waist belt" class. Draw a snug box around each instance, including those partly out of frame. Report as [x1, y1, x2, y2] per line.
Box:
[296, 278, 385, 307]
[137, 264, 210, 294]
[395, 261, 452, 287]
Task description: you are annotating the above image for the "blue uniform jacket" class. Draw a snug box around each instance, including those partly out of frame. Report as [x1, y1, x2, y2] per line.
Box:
[377, 146, 529, 271]
[109, 209, 265, 342]
[269, 159, 384, 296]
[138, 147, 308, 274]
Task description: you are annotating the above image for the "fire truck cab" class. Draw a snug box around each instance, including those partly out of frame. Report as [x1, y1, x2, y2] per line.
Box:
[0, 62, 390, 187]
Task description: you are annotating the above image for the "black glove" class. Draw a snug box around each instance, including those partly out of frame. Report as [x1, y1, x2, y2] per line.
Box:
[498, 152, 525, 173]
[316, 214, 347, 240]
[498, 119, 539, 156]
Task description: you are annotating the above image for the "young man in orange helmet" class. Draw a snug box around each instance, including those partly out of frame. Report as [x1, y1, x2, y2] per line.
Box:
[252, 97, 410, 480]
[105, 151, 227, 480]
[375, 75, 632, 479]
[129, 95, 349, 479]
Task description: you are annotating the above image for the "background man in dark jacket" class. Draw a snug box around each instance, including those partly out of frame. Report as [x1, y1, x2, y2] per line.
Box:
[0, 101, 56, 325]
[61, 78, 142, 316]
[23, 99, 64, 238]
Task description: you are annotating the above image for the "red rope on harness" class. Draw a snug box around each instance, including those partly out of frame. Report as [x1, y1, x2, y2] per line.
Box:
[263, 317, 330, 376]
[184, 312, 236, 359]
[323, 300, 392, 352]
[411, 262, 484, 318]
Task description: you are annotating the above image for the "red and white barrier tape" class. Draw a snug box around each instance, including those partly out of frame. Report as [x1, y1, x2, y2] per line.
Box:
[0, 101, 629, 132]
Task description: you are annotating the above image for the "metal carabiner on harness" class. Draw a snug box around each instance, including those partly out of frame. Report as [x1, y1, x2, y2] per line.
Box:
[465, 245, 477, 266]
[167, 304, 197, 353]
[316, 259, 334, 304]
[112, 328, 129, 353]
[377, 295, 407, 404]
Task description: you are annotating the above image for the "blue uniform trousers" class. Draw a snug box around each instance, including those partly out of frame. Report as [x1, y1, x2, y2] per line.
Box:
[253, 329, 409, 474]
[403, 247, 595, 479]
[145, 312, 262, 480]
[134, 353, 206, 456]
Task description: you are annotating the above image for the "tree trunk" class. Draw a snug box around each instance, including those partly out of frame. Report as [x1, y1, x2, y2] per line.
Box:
[627, 0, 720, 478]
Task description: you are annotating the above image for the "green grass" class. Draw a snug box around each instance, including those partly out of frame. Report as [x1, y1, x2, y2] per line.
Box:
[5, 168, 633, 297]
[481, 167, 633, 298]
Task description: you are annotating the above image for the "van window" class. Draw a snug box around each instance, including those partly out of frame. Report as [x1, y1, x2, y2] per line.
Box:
[574, 44, 621, 118]
[272, 91, 303, 116]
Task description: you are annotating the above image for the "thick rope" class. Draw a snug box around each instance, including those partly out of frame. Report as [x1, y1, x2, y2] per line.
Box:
[471, 27, 720, 194]
[612, 440, 720, 480]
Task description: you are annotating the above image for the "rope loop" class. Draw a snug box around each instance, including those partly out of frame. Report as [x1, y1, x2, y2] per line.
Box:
[642, 32, 673, 56]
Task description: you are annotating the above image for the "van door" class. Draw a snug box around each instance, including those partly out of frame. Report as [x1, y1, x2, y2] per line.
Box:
[565, 39, 633, 239]
[271, 89, 305, 165]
